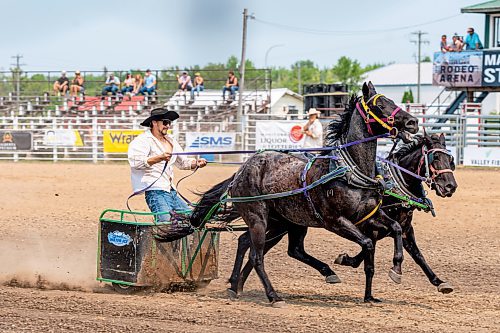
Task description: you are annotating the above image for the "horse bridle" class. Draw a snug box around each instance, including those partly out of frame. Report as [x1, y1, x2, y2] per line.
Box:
[355, 93, 402, 138]
[417, 146, 455, 186]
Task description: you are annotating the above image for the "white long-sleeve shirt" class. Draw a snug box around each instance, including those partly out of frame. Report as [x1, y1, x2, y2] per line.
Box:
[302, 119, 323, 148]
[128, 129, 195, 192]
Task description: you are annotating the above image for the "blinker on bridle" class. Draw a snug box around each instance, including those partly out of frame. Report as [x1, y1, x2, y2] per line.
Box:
[355, 93, 402, 138]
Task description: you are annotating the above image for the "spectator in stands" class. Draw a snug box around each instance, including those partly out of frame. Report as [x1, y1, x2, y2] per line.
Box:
[139, 69, 156, 95]
[132, 73, 143, 96]
[176, 71, 193, 100]
[440, 35, 451, 53]
[465, 27, 483, 50]
[102, 73, 120, 96]
[128, 107, 207, 240]
[193, 72, 204, 96]
[222, 70, 239, 101]
[121, 72, 135, 95]
[70, 70, 85, 97]
[302, 108, 323, 148]
[53, 71, 69, 96]
[449, 35, 464, 52]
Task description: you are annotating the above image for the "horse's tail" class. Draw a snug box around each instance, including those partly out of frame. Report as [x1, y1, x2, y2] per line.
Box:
[190, 174, 237, 228]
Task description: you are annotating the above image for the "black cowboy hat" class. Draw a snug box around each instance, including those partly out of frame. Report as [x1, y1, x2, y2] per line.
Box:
[140, 108, 179, 127]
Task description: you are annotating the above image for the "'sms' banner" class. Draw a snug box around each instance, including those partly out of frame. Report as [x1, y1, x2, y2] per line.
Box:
[185, 132, 236, 151]
[103, 130, 143, 153]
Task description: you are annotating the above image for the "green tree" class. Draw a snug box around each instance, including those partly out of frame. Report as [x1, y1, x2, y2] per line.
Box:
[331, 56, 364, 92]
[402, 88, 414, 103]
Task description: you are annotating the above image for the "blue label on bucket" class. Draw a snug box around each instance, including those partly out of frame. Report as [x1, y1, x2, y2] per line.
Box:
[107, 231, 132, 246]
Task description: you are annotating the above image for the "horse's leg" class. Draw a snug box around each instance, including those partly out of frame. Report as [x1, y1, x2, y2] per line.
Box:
[232, 223, 288, 295]
[227, 231, 251, 291]
[334, 249, 365, 268]
[330, 216, 378, 303]
[286, 223, 341, 284]
[379, 211, 404, 284]
[242, 204, 284, 305]
[403, 225, 453, 294]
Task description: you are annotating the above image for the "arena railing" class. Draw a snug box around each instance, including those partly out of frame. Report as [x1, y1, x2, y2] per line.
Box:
[0, 114, 498, 164]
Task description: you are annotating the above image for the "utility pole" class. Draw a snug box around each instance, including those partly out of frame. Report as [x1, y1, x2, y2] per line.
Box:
[237, 9, 251, 128]
[410, 31, 429, 103]
[10, 54, 26, 105]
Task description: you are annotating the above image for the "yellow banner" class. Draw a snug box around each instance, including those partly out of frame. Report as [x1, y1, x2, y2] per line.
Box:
[103, 130, 144, 153]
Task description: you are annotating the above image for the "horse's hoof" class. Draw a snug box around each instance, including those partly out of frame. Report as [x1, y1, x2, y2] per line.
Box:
[437, 282, 454, 294]
[389, 269, 402, 284]
[271, 300, 286, 308]
[334, 253, 347, 265]
[227, 288, 239, 301]
[364, 296, 382, 303]
[325, 274, 342, 284]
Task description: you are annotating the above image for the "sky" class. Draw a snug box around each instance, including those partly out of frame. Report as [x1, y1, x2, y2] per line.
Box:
[0, 0, 486, 72]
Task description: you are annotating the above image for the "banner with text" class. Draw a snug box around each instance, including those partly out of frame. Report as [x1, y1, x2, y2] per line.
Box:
[0, 131, 32, 151]
[432, 51, 482, 87]
[255, 121, 305, 149]
[43, 129, 84, 146]
[482, 50, 500, 86]
[463, 147, 500, 167]
[185, 132, 236, 151]
[103, 130, 144, 153]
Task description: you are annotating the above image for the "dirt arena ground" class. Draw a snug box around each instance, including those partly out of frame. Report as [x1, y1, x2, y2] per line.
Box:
[0, 162, 499, 332]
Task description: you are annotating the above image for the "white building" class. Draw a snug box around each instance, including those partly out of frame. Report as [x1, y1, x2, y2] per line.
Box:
[363, 62, 499, 114]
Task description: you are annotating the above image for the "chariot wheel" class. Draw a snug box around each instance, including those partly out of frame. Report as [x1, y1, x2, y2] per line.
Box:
[112, 283, 143, 295]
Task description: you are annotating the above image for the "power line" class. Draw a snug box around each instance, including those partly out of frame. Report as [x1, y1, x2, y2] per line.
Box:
[253, 14, 460, 36]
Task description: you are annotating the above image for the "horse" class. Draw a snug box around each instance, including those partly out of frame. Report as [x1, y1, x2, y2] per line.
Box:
[190, 82, 419, 305]
[227, 132, 458, 303]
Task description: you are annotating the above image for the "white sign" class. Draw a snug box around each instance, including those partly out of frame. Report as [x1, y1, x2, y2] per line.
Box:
[463, 147, 500, 167]
[185, 132, 235, 151]
[255, 121, 305, 149]
[43, 129, 81, 146]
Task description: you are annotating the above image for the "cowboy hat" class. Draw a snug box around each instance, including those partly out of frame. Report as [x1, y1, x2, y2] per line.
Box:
[307, 108, 321, 116]
[140, 108, 179, 127]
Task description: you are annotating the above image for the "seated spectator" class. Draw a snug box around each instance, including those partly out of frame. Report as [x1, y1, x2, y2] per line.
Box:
[176, 71, 193, 99]
[440, 35, 451, 53]
[53, 71, 69, 96]
[465, 27, 483, 50]
[70, 70, 85, 97]
[102, 73, 120, 96]
[222, 70, 239, 101]
[193, 72, 204, 96]
[132, 74, 143, 96]
[449, 35, 464, 52]
[139, 69, 156, 95]
[121, 73, 135, 95]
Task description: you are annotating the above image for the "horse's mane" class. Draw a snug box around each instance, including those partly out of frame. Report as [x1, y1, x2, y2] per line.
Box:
[324, 95, 358, 147]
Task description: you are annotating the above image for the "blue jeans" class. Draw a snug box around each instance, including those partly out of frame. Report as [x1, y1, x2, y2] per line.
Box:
[139, 85, 156, 95]
[102, 85, 119, 95]
[222, 86, 238, 99]
[121, 86, 134, 94]
[145, 190, 189, 222]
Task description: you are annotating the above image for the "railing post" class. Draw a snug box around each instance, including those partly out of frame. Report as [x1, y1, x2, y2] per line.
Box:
[52, 118, 57, 162]
[92, 117, 98, 163]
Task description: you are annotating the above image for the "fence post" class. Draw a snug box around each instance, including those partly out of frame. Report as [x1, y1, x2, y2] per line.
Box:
[13, 117, 19, 162]
[52, 118, 57, 162]
[92, 117, 98, 163]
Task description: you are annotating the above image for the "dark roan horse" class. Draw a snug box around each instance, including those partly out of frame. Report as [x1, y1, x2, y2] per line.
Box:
[225, 132, 458, 304]
[191, 82, 419, 305]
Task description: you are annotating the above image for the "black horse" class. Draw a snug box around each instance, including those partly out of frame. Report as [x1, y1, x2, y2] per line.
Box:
[191, 82, 419, 305]
[227, 132, 458, 303]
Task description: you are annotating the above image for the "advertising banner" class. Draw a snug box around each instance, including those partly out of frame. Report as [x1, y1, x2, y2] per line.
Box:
[0, 131, 32, 151]
[255, 121, 305, 149]
[482, 50, 500, 86]
[432, 51, 482, 87]
[185, 132, 236, 151]
[43, 129, 83, 146]
[103, 130, 143, 153]
[463, 147, 500, 167]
